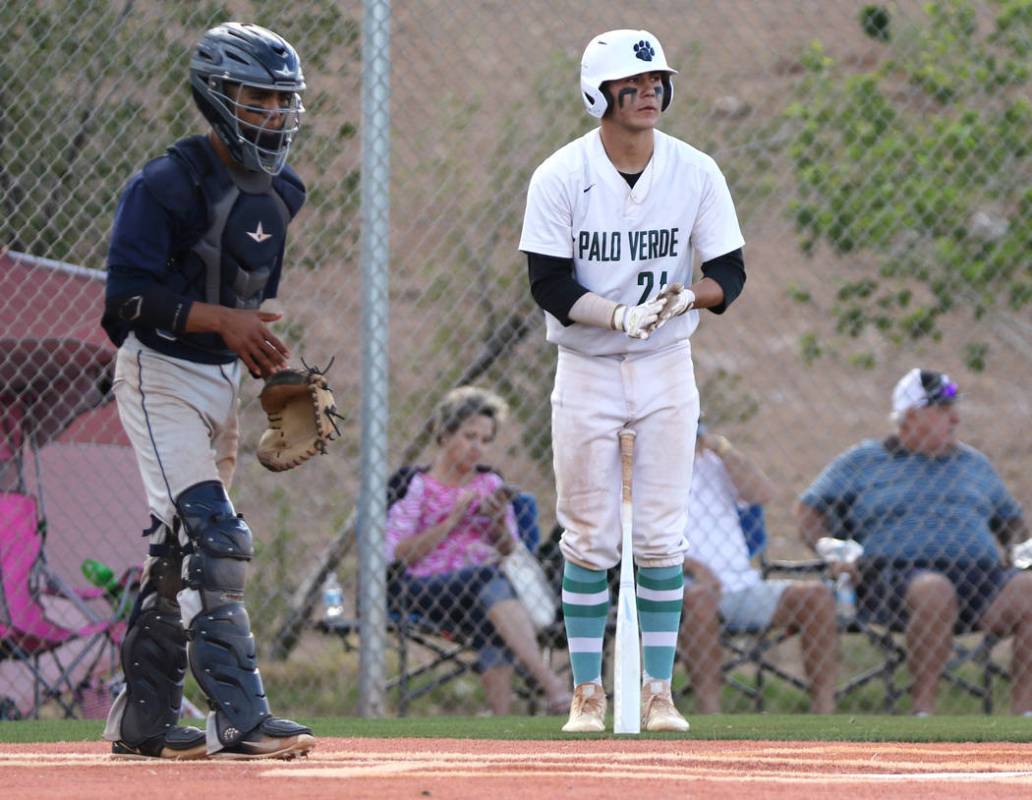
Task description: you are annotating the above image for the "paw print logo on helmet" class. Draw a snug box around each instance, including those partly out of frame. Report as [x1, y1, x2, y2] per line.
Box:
[634, 40, 655, 62]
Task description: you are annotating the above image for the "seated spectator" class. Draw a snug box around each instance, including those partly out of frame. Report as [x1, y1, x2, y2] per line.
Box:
[797, 368, 1032, 715]
[680, 422, 837, 713]
[386, 386, 570, 716]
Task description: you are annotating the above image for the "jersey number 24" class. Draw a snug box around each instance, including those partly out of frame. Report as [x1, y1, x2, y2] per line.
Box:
[637, 270, 668, 304]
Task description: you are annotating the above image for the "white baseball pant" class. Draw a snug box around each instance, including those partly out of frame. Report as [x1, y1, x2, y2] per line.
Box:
[551, 339, 699, 570]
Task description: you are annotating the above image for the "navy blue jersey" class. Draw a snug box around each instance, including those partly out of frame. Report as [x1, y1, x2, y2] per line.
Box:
[103, 135, 305, 363]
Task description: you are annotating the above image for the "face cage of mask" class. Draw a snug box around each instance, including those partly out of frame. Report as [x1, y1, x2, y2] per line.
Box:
[209, 82, 305, 175]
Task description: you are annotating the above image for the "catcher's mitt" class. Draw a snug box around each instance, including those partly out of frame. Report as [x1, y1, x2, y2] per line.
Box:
[257, 360, 343, 472]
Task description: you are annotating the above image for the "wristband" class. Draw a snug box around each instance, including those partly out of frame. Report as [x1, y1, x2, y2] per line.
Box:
[610, 304, 627, 331]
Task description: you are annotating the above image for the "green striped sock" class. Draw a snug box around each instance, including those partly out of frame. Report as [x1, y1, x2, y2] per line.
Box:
[637, 565, 684, 682]
[562, 560, 610, 686]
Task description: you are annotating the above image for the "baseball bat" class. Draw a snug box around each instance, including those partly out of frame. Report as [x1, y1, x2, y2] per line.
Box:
[613, 428, 641, 734]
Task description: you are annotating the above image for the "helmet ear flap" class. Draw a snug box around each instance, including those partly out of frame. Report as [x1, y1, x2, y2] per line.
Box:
[660, 75, 674, 112]
[599, 82, 614, 117]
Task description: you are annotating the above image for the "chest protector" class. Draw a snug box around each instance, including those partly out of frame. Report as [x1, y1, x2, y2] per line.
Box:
[174, 138, 296, 310]
[190, 165, 290, 309]
[144, 136, 304, 312]
[138, 136, 304, 360]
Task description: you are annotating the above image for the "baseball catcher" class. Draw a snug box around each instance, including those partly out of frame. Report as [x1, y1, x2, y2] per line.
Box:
[257, 361, 342, 471]
[101, 23, 320, 761]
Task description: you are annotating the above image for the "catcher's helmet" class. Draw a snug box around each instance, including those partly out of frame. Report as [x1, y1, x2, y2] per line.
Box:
[190, 22, 306, 175]
[580, 29, 677, 119]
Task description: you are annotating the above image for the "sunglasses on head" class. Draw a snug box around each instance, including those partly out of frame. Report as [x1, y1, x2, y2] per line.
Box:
[920, 370, 958, 405]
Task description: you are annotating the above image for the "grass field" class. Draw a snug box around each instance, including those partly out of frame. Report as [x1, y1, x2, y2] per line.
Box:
[4, 714, 1032, 744]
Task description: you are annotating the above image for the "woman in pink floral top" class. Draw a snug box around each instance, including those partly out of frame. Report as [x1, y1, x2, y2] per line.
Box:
[386, 386, 570, 715]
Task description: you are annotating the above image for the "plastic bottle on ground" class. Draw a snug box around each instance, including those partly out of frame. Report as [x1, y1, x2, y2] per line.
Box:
[322, 573, 345, 624]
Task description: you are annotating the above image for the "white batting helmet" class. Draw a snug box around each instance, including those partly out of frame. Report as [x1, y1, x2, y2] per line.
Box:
[580, 29, 677, 119]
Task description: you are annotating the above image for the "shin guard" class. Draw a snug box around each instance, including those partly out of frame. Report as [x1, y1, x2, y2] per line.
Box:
[113, 604, 191, 749]
[106, 518, 203, 756]
[177, 480, 270, 747]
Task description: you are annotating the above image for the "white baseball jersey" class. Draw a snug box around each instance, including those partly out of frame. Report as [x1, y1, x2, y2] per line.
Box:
[520, 128, 745, 356]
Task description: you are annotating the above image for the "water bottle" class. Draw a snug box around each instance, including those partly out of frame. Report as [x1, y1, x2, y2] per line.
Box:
[82, 558, 119, 598]
[322, 573, 344, 624]
[815, 538, 862, 622]
[833, 572, 857, 621]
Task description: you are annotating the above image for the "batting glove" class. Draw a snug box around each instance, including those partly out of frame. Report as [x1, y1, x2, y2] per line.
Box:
[644, 283, 696, 335]
[611, 298, 665, 340]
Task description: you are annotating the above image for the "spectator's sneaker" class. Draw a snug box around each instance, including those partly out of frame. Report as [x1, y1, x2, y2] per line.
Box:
[561, 682, 607, 733]
[111, 726, 207, 760]
[641, 680, 690, 732]
[212, 717, 316, 760]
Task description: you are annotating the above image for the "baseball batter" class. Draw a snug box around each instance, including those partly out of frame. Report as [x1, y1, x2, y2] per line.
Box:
[100, 23, 314, 760]
[519, 29, 746, 732]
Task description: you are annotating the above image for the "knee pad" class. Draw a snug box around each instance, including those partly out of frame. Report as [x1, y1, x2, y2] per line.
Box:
[176, 480, 254, 612]
[117, 606, 190, 748]
[175, 480, 269, 746]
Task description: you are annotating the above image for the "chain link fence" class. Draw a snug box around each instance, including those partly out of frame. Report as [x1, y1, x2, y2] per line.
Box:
[1, 0, 1029, 721]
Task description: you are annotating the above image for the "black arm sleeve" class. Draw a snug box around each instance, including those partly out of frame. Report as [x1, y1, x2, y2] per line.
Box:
[526, 252, 589, 327]
[700, 248, 746, 314]
[105, 284, 193, 335]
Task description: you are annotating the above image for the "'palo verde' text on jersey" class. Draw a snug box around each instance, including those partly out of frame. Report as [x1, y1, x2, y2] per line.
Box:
[519, 128, 744, 356]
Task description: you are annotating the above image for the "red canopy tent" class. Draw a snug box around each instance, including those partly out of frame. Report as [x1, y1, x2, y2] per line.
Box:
[0, 250, 146, 715]
[0, 250, 127, 449]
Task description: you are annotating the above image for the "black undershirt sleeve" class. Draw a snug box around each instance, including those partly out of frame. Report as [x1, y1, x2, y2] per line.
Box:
[526, 252, 588, 327]
[700, 248, 746, 314]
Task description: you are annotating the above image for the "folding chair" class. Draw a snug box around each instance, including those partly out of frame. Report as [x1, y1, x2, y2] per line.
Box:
[0, 491, 125, 718]
[722, 519, 994, 714]
[704, 505, 828, 711]
[388, 488, 548, 714]
[318, 468, 550, 715]
[834, 563, 1010, 714]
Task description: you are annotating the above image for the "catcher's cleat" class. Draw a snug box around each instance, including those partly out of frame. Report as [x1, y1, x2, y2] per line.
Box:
[111, 726, 208, 760]
[641, 680, 690, 732]
[211, 717, 316, 761]
[561, 682, 607, 733]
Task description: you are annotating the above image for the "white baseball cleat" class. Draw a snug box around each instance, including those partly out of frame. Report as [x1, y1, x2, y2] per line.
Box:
[641, 680, 690, 732]
[561, 682, 607, 733]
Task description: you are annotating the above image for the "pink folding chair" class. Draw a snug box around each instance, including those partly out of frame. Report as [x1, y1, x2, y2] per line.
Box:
[0, 492, 125, 718]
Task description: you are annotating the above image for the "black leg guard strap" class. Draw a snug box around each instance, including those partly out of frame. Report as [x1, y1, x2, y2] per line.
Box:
[177, 480, 269, 747]
[117, 605, 192, 751]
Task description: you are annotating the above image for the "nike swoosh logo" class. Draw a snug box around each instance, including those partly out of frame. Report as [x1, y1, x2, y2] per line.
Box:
[583, 184, 594, 193]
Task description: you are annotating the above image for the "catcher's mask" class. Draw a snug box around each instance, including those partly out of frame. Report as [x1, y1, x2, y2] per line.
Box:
[580, 29, 677, 119]
[190, 22, 305, 175]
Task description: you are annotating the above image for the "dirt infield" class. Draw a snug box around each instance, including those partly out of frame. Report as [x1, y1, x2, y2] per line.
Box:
[3, 738, 1032, 799]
